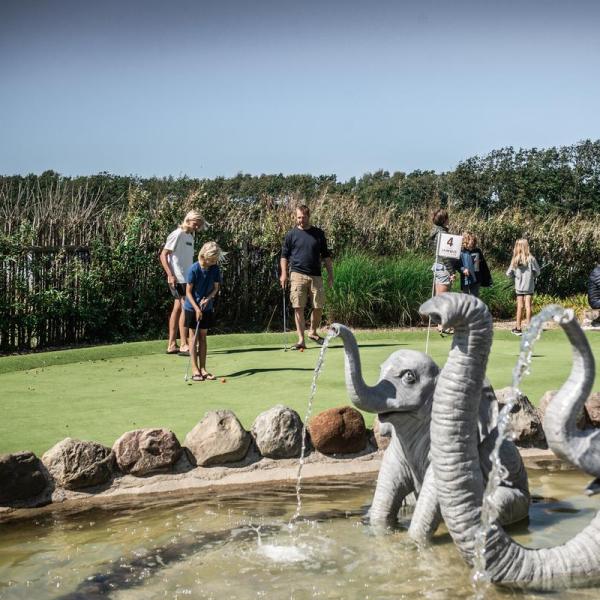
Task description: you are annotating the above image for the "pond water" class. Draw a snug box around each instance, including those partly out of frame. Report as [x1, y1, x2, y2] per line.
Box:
[0, 470, 599, 599]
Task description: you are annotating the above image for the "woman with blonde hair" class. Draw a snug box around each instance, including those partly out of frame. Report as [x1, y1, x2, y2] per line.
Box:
[506, 238, 540, 336]
[160, 209, 205, 354]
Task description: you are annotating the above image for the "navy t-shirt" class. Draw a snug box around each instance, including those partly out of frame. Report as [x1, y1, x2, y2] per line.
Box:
[183, 263, 221, 312]
[281, 226, 331, 276]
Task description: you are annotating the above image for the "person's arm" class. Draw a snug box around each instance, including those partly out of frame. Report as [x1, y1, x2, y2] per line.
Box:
[160, 230, 180, 287]
[160, 249, 176, 287]
[324, 256, 334, 288]
[200, 282, 220, 310]
[460, 251, 470, 276]
[279, 258, 289, 288]
[186, 283, 202, 320]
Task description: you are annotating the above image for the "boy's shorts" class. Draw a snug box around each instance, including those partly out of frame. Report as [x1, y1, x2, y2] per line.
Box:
[432, 263, 452, 286]
[169, 283, 186, 299]
[289, 272, 325, 309]
[184, 309, 216, 331]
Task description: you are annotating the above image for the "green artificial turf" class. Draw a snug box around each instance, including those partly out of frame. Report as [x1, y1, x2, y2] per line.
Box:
[1, 329, 599, 456]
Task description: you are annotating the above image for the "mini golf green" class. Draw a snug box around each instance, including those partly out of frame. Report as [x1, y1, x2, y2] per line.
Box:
[1, 329, 599, 456]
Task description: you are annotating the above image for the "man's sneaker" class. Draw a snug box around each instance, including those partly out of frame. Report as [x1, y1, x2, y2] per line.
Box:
[511, 328, 522, 336]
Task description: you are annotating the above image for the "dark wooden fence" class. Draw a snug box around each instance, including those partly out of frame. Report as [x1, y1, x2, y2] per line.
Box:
[0, 243, 284, 353]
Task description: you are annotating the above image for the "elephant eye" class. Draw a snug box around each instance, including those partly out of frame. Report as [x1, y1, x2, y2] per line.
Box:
[400, 370, 416, 385]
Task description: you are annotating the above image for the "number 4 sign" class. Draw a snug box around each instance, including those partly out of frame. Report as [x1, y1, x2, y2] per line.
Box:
[438, 233, 463, 259]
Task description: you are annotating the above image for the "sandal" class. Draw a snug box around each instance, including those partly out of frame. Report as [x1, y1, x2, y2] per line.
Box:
[291, 343, 306, 351]
[166, 348, 180, 355]
[308, 335, 324, 346]
[202, 372, 217, 381]
[191, 373, 205, 381]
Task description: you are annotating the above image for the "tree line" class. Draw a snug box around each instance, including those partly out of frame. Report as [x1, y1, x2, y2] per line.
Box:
[1, 139, 599, 215]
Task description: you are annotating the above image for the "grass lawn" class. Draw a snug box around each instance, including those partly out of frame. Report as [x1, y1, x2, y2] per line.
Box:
[1, 328, 599, 456]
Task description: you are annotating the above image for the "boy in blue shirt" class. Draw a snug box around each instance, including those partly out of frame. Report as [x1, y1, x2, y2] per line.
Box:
[184, 241, 223, 381]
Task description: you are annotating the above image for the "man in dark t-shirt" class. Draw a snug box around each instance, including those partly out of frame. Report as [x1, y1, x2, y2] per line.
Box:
[280, 205, 334, 350]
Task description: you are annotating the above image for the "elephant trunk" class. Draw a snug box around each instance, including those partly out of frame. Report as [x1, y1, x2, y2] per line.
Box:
[419, 293, 493, 559]
[543, 310, 600, 476]
[332, 324, 394, 413]
[421, 294, 600, 585]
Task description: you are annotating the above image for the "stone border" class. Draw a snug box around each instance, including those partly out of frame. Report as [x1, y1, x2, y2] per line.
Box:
[0, 446, 572, 524]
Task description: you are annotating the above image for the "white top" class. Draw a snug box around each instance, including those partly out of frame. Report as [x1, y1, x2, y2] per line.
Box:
[164, 228, 195, 283]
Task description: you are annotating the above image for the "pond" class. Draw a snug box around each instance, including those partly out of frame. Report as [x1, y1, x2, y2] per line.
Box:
[0, 470, 598, 599]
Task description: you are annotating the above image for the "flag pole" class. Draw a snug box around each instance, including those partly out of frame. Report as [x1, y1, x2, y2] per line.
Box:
[425, 232, 441, 354]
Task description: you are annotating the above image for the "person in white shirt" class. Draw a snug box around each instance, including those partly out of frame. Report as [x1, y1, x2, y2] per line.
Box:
[159, 209, 205, 354]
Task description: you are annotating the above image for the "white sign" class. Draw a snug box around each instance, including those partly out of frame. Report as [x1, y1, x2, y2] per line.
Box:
[438, 233, 463, 259]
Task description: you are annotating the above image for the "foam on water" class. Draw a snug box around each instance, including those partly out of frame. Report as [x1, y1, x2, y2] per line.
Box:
[257, 543, 310, 563]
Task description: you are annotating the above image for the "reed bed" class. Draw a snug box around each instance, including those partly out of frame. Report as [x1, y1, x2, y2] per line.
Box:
[1, 179, 598, 351]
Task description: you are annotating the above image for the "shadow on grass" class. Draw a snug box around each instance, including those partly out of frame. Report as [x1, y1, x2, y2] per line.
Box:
[212, 342, 404, 355]
[223, 367, 313, 378]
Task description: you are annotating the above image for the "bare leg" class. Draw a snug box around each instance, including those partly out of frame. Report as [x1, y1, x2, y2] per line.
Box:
[516, 296, 524, 329]
[294, 307, 306, 345]
[435, 283, 451, 331]
[190, 327, 200, 377]
[309, 308, 322, 338]
[178, 299, 188, 352]
[524, 295, 533, 328]
[198, 330, 208, 373]
[168, 300, 181, 351]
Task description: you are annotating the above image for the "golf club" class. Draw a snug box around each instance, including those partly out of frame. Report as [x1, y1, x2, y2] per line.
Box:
[184, 320, 202, 382]
[282, 286, 289, 351]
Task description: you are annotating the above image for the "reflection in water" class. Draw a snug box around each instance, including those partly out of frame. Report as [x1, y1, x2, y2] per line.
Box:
[0, 473, 598, 599]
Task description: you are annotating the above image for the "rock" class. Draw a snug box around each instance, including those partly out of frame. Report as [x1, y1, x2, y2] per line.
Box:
[184, 410, 250, 466]
[496, 387, 546, 448]
[113, 428, 182, 475]
[585, 392, 600, 427]
[251, 405, 304, 458]
[308, 406, 367, 454]
[42, 438, 115, 490]
[0, 451, 48, 504]
[373, 416, 391, 451]
[538, 390, 590, 430]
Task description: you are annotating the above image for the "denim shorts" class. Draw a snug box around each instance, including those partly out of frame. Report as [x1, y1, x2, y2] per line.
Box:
[432, 263, 451, 286]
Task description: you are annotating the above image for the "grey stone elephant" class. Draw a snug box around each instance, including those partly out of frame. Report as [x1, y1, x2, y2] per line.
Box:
[421, 292, 600, 587]
[332, 322, 530, 542]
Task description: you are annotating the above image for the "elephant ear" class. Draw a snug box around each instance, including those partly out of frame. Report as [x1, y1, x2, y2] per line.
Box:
[477, 378, 499, 443]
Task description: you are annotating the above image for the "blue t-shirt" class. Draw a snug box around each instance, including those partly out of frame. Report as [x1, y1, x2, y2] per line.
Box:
[183, 263, 221, 312]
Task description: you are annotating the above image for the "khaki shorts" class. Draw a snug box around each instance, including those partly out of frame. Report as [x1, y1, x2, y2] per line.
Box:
[290, 272, 325, 309]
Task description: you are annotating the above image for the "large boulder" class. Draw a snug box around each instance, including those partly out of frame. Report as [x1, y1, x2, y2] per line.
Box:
[184, 410, 250, 466]
[42, 438, 115, 490]
[496, 387, 546, 448]
[251, 405, 304, 458]
[308, 406, 367, 454]
[0, 451, 48, 504]
[538, 390, 591, 430]
[113, 428, 182, 475]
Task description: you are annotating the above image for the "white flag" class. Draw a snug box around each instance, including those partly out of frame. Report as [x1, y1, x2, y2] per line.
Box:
[438, 233, 463, 259]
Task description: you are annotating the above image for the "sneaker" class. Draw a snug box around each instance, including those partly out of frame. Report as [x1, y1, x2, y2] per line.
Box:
[511, 328, 522, 336]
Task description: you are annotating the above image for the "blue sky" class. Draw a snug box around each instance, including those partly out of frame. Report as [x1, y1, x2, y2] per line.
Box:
[1, 0, 599, 180]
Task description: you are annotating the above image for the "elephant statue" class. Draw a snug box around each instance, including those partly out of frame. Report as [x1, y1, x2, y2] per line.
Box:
[332, 318, 530, 543]
[421, 292, 600, 586]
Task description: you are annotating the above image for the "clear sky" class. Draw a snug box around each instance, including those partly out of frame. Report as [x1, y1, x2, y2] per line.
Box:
[1, 0, 599, 180]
